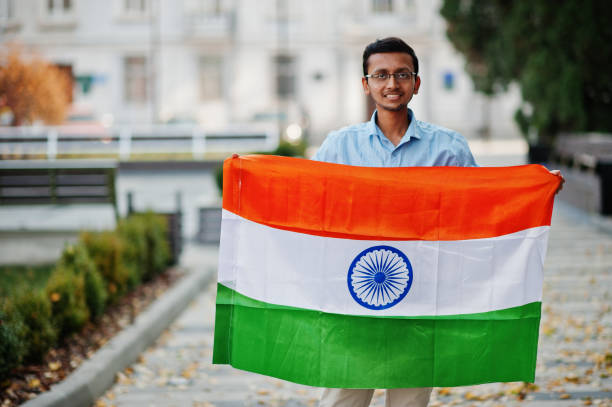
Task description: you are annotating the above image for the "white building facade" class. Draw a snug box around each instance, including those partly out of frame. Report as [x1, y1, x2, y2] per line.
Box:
[0, 0, 522, 145]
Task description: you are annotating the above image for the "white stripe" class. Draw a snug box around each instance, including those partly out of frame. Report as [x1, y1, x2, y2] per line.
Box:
[218, 210, 548, 317]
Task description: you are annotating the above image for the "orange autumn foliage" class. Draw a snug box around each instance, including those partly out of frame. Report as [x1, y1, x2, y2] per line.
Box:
[0, 45, 70, 126]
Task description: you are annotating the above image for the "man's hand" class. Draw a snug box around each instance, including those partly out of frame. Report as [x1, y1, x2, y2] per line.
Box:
[549, 170, 565, 194]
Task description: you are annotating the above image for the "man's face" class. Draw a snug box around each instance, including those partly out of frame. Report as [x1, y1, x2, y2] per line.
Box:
[362, 52, 421, 113]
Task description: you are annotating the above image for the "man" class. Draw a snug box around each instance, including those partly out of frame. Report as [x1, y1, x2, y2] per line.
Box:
[314, 37, 563, 407]
[314, 37, 475, 169]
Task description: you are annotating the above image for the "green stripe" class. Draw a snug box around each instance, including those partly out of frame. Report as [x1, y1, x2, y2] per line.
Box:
[213, 283, 541, 388]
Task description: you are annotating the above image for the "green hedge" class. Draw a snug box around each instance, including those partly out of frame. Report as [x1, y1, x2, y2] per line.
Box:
[7, 289, 57, 364]
[0, 212, 171, 380]
[118, 212, 170, 282]
[0, 308, 25, 380]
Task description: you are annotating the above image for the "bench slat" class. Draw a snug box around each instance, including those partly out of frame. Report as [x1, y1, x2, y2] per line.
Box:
[0, 164, 117, 212]
[0, 175, 52, 186]
[1, 186, 52, 197]
[56, 174, 108, 185]
[56, 186, 109, 197]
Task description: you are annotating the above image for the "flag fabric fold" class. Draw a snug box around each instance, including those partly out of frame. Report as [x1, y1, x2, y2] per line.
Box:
[213, 155, 560, 388]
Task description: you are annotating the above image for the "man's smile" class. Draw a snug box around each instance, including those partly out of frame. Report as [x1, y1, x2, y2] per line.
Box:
[384, 93, 403, 100]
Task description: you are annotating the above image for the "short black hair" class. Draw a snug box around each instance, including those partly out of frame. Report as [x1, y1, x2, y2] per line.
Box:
[362, 37, 419, 76]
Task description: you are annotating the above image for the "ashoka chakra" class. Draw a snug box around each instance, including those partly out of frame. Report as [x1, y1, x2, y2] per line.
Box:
[347, 245, 413, 310]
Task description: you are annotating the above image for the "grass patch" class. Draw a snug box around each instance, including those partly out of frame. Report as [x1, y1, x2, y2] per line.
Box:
[0, 264, 55, 298]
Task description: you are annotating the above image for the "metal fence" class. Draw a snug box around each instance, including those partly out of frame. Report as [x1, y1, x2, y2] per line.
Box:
[0, 123, 279, 160]
[551, 133, 612, 215]
[196, 206, 222, 244]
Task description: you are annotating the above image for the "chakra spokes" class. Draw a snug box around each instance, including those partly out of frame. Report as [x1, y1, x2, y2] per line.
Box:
[347, 246, 413, 310]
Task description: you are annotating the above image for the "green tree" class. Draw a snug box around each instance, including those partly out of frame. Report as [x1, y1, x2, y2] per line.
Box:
[440, 0, 612, 146]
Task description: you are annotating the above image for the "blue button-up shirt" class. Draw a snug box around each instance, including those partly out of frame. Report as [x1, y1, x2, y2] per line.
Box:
[314, 109, 476, 167]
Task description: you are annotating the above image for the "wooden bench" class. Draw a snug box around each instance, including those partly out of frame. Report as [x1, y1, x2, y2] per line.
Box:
[0, 160, 117, 216]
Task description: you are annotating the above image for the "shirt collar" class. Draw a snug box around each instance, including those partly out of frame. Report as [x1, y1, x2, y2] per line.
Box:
[368, 109, 420, 149]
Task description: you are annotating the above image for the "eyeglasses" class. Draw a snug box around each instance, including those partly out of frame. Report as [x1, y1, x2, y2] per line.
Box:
[364, 72, 417, 83]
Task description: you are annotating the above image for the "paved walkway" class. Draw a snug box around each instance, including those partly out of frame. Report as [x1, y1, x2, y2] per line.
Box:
[97, 202, 612, 407]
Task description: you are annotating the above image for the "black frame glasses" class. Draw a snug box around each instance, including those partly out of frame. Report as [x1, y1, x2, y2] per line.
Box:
[364, 72, 417, 82]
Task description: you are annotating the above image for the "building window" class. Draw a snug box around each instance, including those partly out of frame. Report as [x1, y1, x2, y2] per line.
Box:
[39, 0, 75, 25]
[199, 56, 223, 101]
[191, 0, 222, 17]
[275, 55, 295, 99]
[125, 0, 145, 13]
[124, 56, 148, 104]
[0, 0, 16, 22]
[123, 0, 150, 18]
[372, 0, 393, 13]
[44, 0, 73, 16]
[184, 0, 224, 21]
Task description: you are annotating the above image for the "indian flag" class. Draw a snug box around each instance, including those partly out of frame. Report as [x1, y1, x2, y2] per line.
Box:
[213, 155, 560, 388]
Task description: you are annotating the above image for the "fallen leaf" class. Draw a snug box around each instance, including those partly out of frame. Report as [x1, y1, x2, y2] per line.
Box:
[565, 374, 580, 383]
[464, 391, 481, 400]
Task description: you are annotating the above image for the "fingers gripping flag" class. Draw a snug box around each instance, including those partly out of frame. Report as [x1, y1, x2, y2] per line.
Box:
[213, 155, 560, 388]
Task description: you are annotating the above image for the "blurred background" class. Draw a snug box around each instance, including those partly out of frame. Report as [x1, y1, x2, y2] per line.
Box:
[0, 0, 524, 152]
[1, 0, 611, 252]
[2, 4, 612, 405]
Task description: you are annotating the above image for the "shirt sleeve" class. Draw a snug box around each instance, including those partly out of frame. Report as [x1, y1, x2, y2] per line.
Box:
[312, 132, 338, 163]
[450, 134, 478, 167]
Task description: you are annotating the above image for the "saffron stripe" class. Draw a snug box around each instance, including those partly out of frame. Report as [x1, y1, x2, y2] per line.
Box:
[222, 155, 560, 241]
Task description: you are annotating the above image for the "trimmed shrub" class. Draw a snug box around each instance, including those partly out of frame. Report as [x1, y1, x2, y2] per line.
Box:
[117, 216, 148, 282]
[272, 140, 306, 157]
[80, 231, 131, 303]
[59, 243, 107, 319]
[7, 289, 57, 363]
[120, 212, 170, 281]
[45, 266, 89, 339]
[84, 267, 107, 320]
[0, 210, 173, 378]
[138, 212, 171, 278]
[0, 307, 25, 380]
[58, 242, 96, 274]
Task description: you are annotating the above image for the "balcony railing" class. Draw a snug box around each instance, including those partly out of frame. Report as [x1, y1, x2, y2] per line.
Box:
[0, 123, 279, 160]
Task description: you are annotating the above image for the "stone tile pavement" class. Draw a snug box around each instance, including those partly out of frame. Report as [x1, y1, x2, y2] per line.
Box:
[97, 202, 612, 407]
